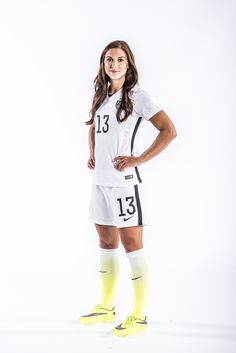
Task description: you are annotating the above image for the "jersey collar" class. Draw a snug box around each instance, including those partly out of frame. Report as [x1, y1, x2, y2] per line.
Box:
[107, 84, 123, 101]
[106, 83, 139, 101]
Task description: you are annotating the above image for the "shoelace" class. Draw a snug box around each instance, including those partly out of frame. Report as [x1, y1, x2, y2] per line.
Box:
[122, 315, 137, 326]
[93, 304, 104, 311]
[93, 304, 113, 312]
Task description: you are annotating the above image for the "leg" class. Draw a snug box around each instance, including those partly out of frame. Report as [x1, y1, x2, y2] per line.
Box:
[95, 224, 119, 249]
[95, 224, 120, 309]
[118, 225, 149, 319]
[80, 181, 121, 323]
[110, 183, 145, 253]
[118, 225, 143, 253]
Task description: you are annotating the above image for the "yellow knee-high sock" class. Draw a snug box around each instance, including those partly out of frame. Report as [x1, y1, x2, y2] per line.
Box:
[127, 248, 149, 319]
[100, 247, 119, 309]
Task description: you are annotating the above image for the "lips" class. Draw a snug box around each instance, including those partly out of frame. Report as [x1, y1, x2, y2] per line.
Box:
[110, 71, 119, 73]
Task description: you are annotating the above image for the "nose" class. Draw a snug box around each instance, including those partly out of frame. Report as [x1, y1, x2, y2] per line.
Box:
[111, 62, 118, 69]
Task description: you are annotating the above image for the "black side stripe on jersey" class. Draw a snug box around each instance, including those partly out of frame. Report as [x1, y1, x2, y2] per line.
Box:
[134, 184, 143, 225]
[135, 166, 142, 183]
[131, 117, 142, 183]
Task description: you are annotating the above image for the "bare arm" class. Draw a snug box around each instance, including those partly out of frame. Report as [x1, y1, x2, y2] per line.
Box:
[87, 121, 95, 169]
[138, 109, 177, 164]
[113, 110, 177, 171]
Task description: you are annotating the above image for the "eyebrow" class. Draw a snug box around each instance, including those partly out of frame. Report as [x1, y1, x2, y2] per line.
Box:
[105, 56, 126, 58]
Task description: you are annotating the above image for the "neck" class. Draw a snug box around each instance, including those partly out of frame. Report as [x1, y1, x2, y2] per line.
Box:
[108, 77, 125, 94]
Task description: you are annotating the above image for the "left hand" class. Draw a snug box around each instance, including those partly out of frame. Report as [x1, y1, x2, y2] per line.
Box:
[112, 155, 141, 171]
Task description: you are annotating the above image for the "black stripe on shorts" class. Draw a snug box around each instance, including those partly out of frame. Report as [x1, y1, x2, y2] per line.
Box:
[134, 184, 143, 225]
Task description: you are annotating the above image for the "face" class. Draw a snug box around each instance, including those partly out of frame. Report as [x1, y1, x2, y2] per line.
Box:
[104, 48, 129, 81]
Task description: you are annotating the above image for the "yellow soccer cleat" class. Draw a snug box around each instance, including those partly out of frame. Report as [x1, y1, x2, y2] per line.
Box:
[78, 304, 116, 324]
[112, 315, 147, 336]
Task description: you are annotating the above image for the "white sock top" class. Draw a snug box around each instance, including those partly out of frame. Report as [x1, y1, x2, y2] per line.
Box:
[99, 247, 119, 254]
[126, 248, 145, 258]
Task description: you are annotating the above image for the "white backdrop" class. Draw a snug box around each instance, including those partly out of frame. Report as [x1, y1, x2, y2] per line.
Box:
[0, 0, 235, 352]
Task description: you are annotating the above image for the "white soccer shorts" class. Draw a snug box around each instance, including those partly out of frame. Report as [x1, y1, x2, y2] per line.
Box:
[89, 183, 147, 228]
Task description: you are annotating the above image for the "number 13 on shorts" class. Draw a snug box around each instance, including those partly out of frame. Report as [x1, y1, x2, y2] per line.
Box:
[112, 184, 146, 227]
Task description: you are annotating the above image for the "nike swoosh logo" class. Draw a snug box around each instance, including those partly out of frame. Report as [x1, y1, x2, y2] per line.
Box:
[115, 324, 126, 330]
[137, 320, 147, 325]
[132, 276, 142, 281]
[123, 215, 134, 221]
[81, 313, 108, 317]
[114, 319, 147, 330]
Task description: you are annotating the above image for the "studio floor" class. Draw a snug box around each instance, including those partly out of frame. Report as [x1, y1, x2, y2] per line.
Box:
[0, 317, 236, 353]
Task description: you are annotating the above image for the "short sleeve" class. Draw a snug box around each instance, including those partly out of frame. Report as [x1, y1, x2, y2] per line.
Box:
[133, 88, 163, 121]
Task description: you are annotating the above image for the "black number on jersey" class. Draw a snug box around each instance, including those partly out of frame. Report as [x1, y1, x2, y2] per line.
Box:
[96, 115, 109, 133]
[117, 196, 136, 217]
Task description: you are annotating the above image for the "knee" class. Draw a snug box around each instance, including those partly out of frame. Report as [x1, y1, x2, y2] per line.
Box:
[121, 237, 142, 253]
[99, 239, 118, 249]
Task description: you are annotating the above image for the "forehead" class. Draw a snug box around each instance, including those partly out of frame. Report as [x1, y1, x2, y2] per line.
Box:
[105, 48, 127, 58]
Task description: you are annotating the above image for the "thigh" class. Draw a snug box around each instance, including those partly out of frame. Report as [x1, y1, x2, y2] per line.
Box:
[95, 224, 119, 249]
[110, 184, 146, 228]
[89, 184, 115, 226]
[118, 225, 143, 253]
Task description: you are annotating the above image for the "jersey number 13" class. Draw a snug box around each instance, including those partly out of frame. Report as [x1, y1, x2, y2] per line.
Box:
[96, 115, 109, 133]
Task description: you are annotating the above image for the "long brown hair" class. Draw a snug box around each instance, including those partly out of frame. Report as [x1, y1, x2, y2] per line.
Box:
[85, 40, 139, 125]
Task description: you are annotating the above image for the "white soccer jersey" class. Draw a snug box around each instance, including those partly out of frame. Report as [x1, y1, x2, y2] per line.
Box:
[92, 83, 162, 187]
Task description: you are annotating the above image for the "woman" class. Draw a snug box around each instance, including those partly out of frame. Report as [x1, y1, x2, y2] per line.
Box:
[79, 40, 177, 336]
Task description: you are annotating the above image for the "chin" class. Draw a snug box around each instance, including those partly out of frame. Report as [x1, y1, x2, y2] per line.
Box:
[111, 74, 125, 80]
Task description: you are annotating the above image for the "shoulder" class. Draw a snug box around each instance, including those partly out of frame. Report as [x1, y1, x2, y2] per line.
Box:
[129, 85, 154, 104]
[128, 85, 163, 120]
[129, 84, 150, 98]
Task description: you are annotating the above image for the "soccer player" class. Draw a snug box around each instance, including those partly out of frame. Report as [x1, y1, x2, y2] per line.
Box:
[78, 40, 177, 336]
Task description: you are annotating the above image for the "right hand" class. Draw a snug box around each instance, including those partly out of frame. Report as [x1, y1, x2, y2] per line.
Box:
[87, 156, 95, 169]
